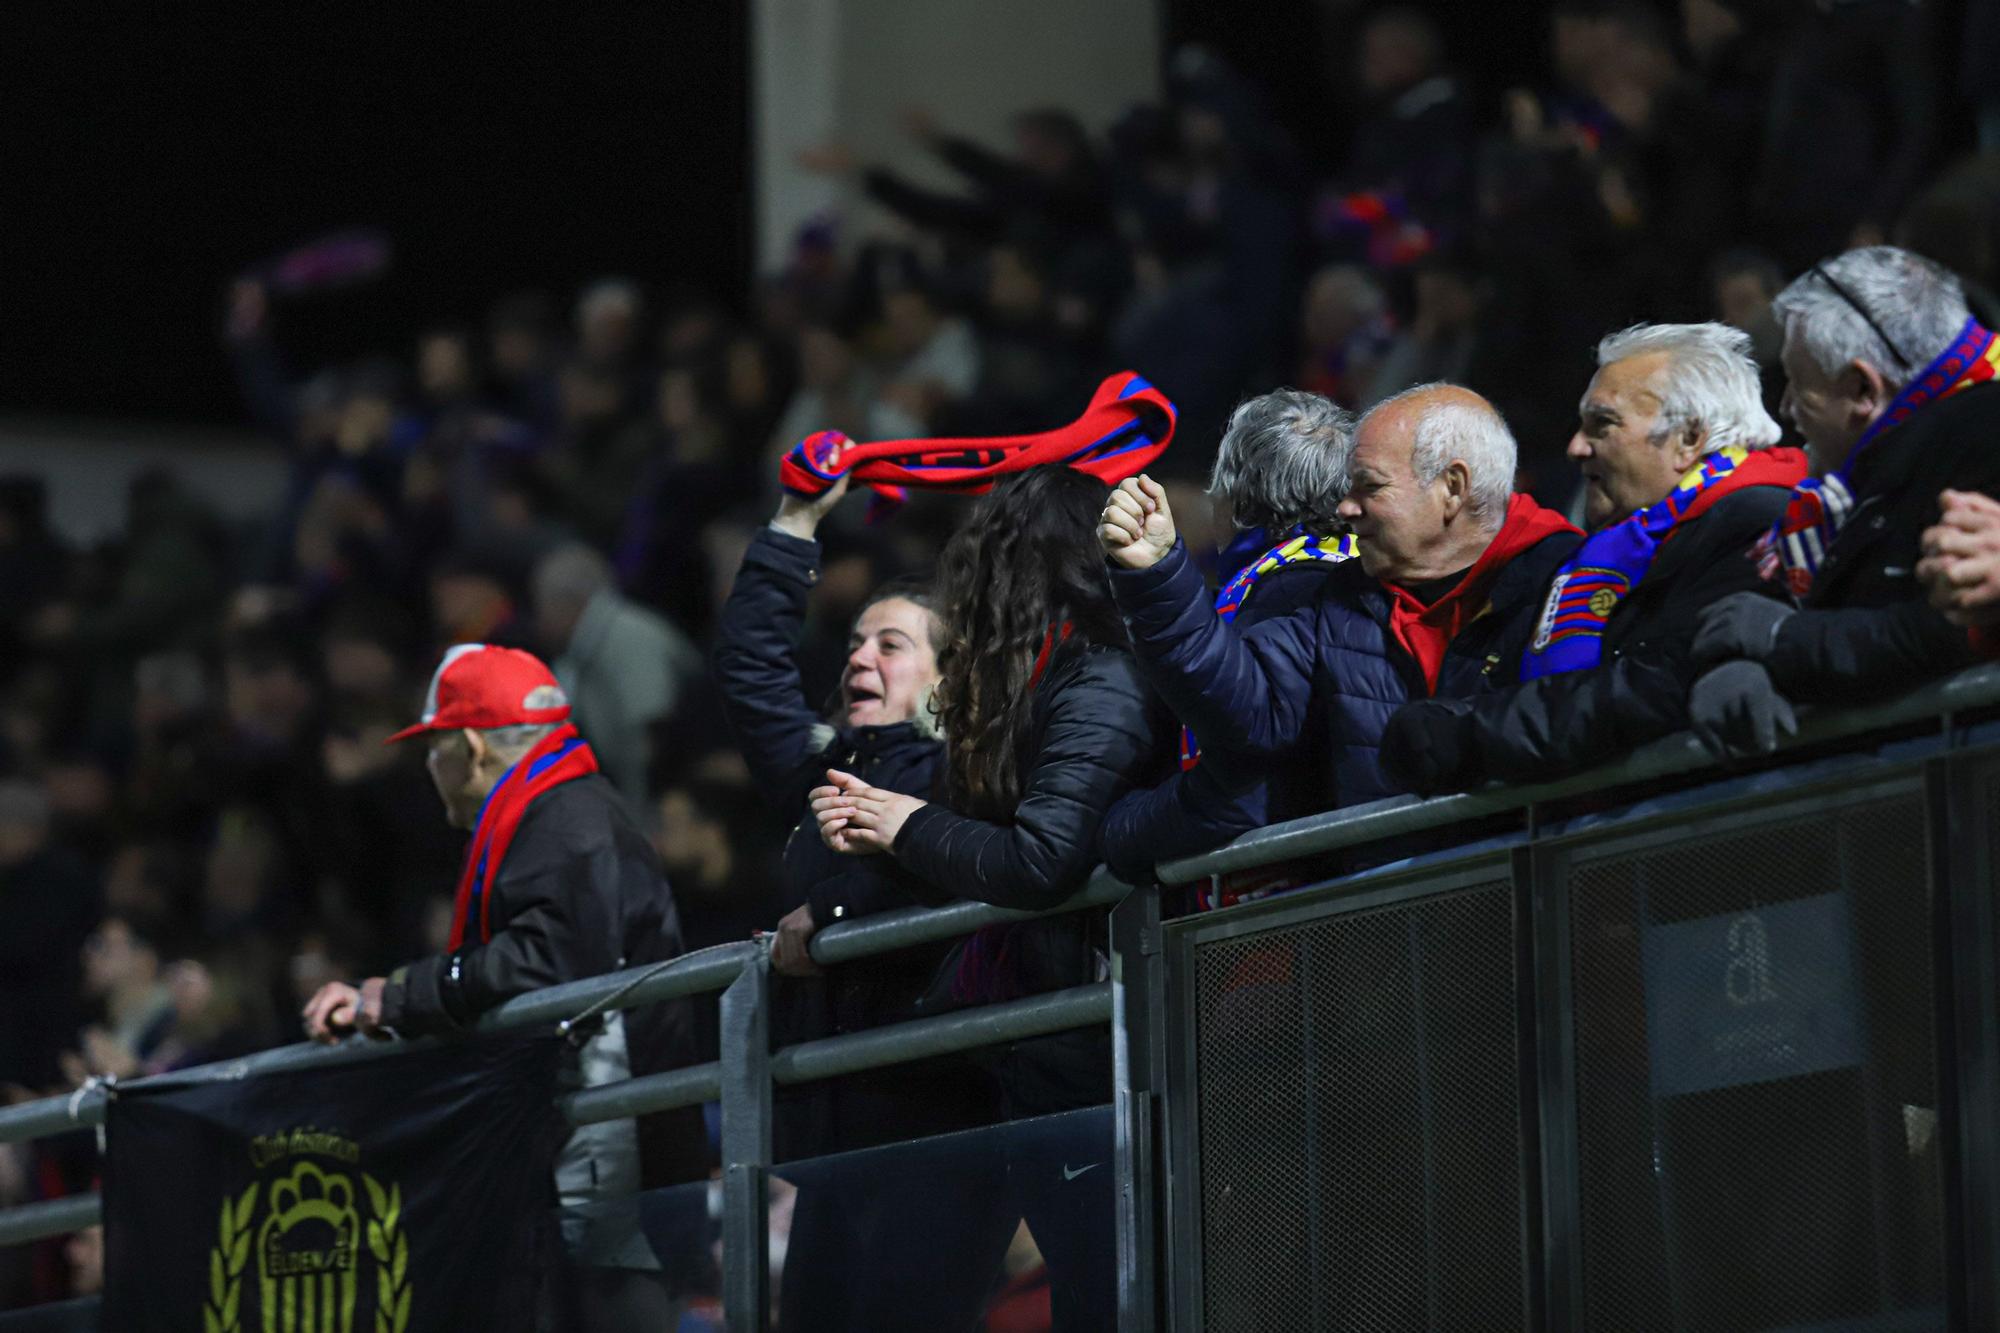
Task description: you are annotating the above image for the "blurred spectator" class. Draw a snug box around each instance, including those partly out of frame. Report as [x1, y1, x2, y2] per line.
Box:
[1296, 265, 1397, 407]
[1709, 247, 1791, 422]
[803, 106, 1112, 262]
[0, 781, 95, 1092]
[533, 543, 702, 810]
[1328, 7, 1472, 247]
[1753, 0, 1938, 267]
[769, 323, 924, 455]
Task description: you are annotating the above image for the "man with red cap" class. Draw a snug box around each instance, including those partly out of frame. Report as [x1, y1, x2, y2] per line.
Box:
[302, 643, 705, 1328]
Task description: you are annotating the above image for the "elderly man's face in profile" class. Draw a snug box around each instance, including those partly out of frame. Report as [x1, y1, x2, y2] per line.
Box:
[1568, 351, 1703, 530]
[425, 731, 481, 830]
[1779, 327, 1876, 477]
[1338, 412, 1446, 581]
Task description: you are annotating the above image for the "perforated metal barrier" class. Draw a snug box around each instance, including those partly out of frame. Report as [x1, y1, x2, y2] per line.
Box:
[1181, 873, 1527, 1332]
[1563, 783, 1945, 1332]
[1155, 741, 1994, 1331]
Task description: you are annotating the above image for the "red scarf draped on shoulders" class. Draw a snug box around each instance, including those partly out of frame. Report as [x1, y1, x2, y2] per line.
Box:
[1385, 493, 1581, 694]
[448, 723, 599, 950]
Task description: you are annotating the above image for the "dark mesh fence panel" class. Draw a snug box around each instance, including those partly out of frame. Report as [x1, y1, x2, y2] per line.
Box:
[1189, 883, 1524, 1332]
[1568, 794, 1945, 1332]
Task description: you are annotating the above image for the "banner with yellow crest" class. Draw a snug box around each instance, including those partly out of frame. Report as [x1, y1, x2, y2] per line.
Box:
[100, 1037, 562, 1333]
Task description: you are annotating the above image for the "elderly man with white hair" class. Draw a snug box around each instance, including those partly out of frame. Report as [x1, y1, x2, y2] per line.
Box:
[1690, 246, 2000, 756]
[1100, 383, 1581, 830]
[1381, 322, 1808, 791]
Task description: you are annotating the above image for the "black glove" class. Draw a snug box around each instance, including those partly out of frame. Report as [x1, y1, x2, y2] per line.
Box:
[1691, 590, 1796, 671]
[1380, 696, 1479, 796]
[1688, 660, 1798, 759]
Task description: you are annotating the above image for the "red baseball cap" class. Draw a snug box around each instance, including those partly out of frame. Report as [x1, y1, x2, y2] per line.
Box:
[385, 643, 571, 744]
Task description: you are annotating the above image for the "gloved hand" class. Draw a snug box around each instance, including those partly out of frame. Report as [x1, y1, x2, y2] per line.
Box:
[1691, 591, 1796, 671]
[1380, 696, 1480, 796]
[1688, 660, 1798, 759]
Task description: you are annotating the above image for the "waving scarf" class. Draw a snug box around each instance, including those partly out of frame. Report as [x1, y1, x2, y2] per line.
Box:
[448, 724, 599, 950]
[1521, 446, 1810, 678]
[1180, 528, 1359, 770]
[780, 372, 1176, 517]
[1759, 318, 2000, 597]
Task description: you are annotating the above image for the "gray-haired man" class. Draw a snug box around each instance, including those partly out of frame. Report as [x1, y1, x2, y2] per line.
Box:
[1689, 246, 2000, 756]
[1382, 322, 1808, 791]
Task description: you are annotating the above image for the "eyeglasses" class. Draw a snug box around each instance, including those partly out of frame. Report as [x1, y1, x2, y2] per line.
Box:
[1810, 263, 1914, 372]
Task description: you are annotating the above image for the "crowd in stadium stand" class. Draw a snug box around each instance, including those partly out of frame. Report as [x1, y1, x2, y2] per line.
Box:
[6, 0, 2000, 1315]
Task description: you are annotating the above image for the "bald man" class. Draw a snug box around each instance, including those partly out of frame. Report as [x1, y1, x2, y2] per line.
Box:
[1100, 382, 1581, 832]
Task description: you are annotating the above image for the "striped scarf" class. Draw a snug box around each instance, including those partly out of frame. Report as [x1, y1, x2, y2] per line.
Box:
[1522, 445, 1807, 678]
[1759, 318, 2000, 598]
[779, 371, 1176, 518]
[448, 724, 599, 950]
[1181, 528, 1358, 769]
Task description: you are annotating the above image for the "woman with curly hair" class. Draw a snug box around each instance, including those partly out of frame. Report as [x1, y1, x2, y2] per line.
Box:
[809, 462, 1172, 1329]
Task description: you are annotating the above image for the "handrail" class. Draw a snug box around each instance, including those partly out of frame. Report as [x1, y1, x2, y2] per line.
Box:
[1156, 661, 2000, 885]
[0, 867, 1134, 1152]
[0, 983, 1117, 1248]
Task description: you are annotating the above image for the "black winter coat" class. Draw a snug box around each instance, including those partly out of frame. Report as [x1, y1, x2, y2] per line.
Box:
[1387, 480, 1795, 791]
[379, 773, 708, 1184]
[891, 640, 1173, 1117]
[1098, 556, 1343, 882]
[1765, 383, 2000, 701]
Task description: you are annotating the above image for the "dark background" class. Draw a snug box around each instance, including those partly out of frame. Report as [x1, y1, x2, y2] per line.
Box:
[4, 7, 752, 424]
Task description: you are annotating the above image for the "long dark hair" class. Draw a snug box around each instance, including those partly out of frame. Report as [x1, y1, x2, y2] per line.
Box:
[932, 465, 1125, 819]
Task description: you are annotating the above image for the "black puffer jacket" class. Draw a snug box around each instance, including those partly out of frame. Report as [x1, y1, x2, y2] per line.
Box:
[891, 641, 1173, 1117]
[894, 643, 1173, 911]
[713, 527, 945, 1033]
[1385, 473, 1798, 791]
[1764, 382, 2000, 700]
[379, 773, 708, 1184]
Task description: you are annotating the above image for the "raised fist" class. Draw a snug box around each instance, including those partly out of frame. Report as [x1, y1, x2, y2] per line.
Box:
[1099, 475, 1177, 571]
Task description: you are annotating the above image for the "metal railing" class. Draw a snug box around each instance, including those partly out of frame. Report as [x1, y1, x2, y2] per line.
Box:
[0, 864, 1132, 1331]
[6, 662, 2000, 1330]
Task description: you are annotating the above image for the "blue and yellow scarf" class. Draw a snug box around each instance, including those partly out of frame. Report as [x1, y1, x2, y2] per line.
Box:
[1181, 528, 1358, 768]
[1522, 445, 1808, 678]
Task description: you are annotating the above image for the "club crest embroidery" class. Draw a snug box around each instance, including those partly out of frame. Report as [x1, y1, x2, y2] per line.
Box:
[204, 1130, 411, 1333]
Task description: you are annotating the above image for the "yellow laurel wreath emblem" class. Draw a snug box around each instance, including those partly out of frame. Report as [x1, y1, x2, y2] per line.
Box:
[205, 1182, 258, 1333]
[364, 1173, 412, 1333]
[200, 1172, 408, 1333]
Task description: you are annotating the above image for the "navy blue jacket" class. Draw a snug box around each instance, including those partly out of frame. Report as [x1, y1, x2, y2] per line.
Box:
[1099, 555, 1344, 882]
[1109, 520, 1581, 817]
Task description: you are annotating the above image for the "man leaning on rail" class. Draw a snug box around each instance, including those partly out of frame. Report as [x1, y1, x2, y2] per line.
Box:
[1379, 323, 1808, 792]
[301, 643, 708, 1330]
[1098, 382, 1581, 834]
[1688, 245, 2000, 757]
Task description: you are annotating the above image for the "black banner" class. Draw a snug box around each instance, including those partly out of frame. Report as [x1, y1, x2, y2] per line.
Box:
[102, 1036, 563, 1333]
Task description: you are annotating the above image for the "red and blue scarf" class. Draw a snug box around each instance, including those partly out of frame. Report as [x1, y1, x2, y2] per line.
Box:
[1759, 318, 2000, 598]
[1522, 446, 1810, 678]
[1181, 528, 1358, 769]
[779, 371, 1175, 518]
[448, 724, 599, 950]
